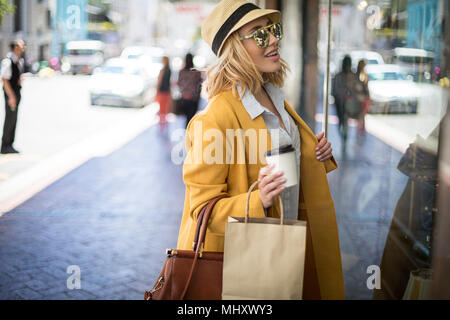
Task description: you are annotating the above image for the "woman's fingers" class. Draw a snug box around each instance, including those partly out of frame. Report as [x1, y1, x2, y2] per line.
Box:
[316, 141, 331, 155]
[268, 184, 285, 200]
[316, 141, 332, 160]
[318, 147, 333, 161]
[260, 175, 286, 209]
[258, 164, 274, 181]
[264, 176, 287, 193]
[315, 131, 325, 143]
[259, 170, 284, 189]
[316, 136, 327, 151]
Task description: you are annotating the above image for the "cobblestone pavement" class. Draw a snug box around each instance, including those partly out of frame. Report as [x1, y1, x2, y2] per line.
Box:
[0, 117, 187, 300]
[0, 107, 408, 300]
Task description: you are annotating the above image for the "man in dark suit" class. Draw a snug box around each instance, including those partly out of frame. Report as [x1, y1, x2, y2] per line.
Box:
[1, 39, 26, 154]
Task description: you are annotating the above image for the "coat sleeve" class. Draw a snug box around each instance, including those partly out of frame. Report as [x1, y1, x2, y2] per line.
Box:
[183, 111, 266, 236]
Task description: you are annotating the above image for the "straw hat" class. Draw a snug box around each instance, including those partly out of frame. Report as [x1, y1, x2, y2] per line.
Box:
[202, 0, 281, 56]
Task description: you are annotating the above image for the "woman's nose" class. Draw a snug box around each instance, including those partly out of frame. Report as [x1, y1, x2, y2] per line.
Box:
[268, 31, 279, 47]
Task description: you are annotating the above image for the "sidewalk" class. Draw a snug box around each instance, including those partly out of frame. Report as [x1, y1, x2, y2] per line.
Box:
[0, 115, 187, 299]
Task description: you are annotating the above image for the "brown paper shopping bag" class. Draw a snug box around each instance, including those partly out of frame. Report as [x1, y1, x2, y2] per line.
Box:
[222, 181, 307, 300]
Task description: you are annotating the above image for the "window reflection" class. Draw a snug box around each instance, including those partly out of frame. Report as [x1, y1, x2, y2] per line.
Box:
[319, 0, 448, 299]
[375, 123, 439, 299]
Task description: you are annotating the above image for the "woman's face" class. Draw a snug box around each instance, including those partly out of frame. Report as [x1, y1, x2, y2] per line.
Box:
[238, 16, 281, 74]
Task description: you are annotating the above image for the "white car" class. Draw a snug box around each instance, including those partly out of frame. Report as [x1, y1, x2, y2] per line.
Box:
[366, 64, 420, 114]
[120, 46, 165, 82]
[393, 47, 434, 82]
[88, 58, 154, 108]
[350, 50, 385, 71]
[65, 40, 105, 75]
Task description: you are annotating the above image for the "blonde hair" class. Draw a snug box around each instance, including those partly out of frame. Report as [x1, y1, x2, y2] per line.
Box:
[205, 31, 289, 100]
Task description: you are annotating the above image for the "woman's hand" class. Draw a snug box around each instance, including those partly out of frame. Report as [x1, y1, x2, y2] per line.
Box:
[315, 132, 333, 162]
[258, 164, 286, 209]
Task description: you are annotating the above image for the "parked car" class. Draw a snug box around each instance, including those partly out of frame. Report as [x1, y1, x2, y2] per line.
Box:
[330, 50, 385, 76]
[120, 46, 165, 82]
[350, 50, 385, 69]
[88, 58, 153, 108]
[366, 64, 420, 114]
[393, 47, 434, 82]
[65, 40, 105, 75]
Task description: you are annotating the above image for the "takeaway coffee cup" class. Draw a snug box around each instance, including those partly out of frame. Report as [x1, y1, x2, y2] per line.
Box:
[264, 144, 298, 188]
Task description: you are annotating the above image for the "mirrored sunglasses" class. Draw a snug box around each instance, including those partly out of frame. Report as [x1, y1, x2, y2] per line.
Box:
[240, 22, 283, 48]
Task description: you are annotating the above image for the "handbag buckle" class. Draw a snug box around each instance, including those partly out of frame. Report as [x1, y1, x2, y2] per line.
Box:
[166, 248, 177, 256]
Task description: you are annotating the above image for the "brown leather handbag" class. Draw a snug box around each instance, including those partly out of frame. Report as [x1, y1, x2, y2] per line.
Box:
[144, 194, 229, 300]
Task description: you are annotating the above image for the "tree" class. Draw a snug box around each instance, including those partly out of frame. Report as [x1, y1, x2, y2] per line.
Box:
[0, 0, 15, 24]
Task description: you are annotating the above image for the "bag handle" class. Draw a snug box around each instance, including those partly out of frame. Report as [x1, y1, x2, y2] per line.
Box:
[192, 206, 206, 251]
[245, 180, 284, 225]
[181, 194, 229, 300]
[192, 194, 229, 251]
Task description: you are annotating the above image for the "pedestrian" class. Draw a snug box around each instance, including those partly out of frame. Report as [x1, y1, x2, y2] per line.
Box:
[332, 55, 359, 151]
[155, 56, 171, 131]
[176, 0, 344, 299]
[177, 53, 202, 128]
[1, 39, 26, 154]
[356, 59, 370, 137]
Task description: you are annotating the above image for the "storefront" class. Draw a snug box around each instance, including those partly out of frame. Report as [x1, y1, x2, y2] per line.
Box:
[312, 0, 449, 299]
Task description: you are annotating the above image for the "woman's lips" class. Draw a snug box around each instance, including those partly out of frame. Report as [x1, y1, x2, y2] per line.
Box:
[265, 53, 280, 60]
[265, 48, 280, 60]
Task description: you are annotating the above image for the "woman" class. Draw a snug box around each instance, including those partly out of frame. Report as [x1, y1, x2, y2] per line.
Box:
[178, 53, 202, 128]
[177, 0, 344, 299]
[155, 56, 171, 131]
[356, 59, 370, 137]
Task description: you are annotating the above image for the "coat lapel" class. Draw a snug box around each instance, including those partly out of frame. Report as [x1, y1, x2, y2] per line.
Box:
[226, 90, 273, 167]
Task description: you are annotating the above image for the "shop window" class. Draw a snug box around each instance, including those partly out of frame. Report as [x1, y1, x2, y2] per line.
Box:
[319, 0, 448, 300]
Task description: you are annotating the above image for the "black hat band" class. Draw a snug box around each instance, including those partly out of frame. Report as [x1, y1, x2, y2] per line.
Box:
[211, 3, 259, 55]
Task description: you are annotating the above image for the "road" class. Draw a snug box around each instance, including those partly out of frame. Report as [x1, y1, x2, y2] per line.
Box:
[0, 75, 159, 213]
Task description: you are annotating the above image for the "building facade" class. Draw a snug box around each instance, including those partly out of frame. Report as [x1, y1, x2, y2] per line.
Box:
[0, 0, 53, 64]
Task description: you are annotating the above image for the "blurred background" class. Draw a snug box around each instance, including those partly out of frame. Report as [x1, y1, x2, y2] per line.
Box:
[0, 0, 449, 300]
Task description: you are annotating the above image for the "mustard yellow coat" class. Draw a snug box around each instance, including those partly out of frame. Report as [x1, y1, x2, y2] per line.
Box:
[177, 90, 345, 299]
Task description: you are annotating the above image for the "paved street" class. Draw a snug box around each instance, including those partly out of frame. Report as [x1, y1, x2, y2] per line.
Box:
[0, 117, 186, 299]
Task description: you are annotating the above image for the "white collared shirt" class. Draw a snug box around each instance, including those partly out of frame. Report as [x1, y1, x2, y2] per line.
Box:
[238, 83, 301, 220]
[1, 52, 23, 80]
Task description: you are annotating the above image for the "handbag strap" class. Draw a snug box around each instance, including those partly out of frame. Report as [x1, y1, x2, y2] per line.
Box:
[181, 194, 229, 299]
[192, 204, 209, 251]
[192, 194, 229, 251]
